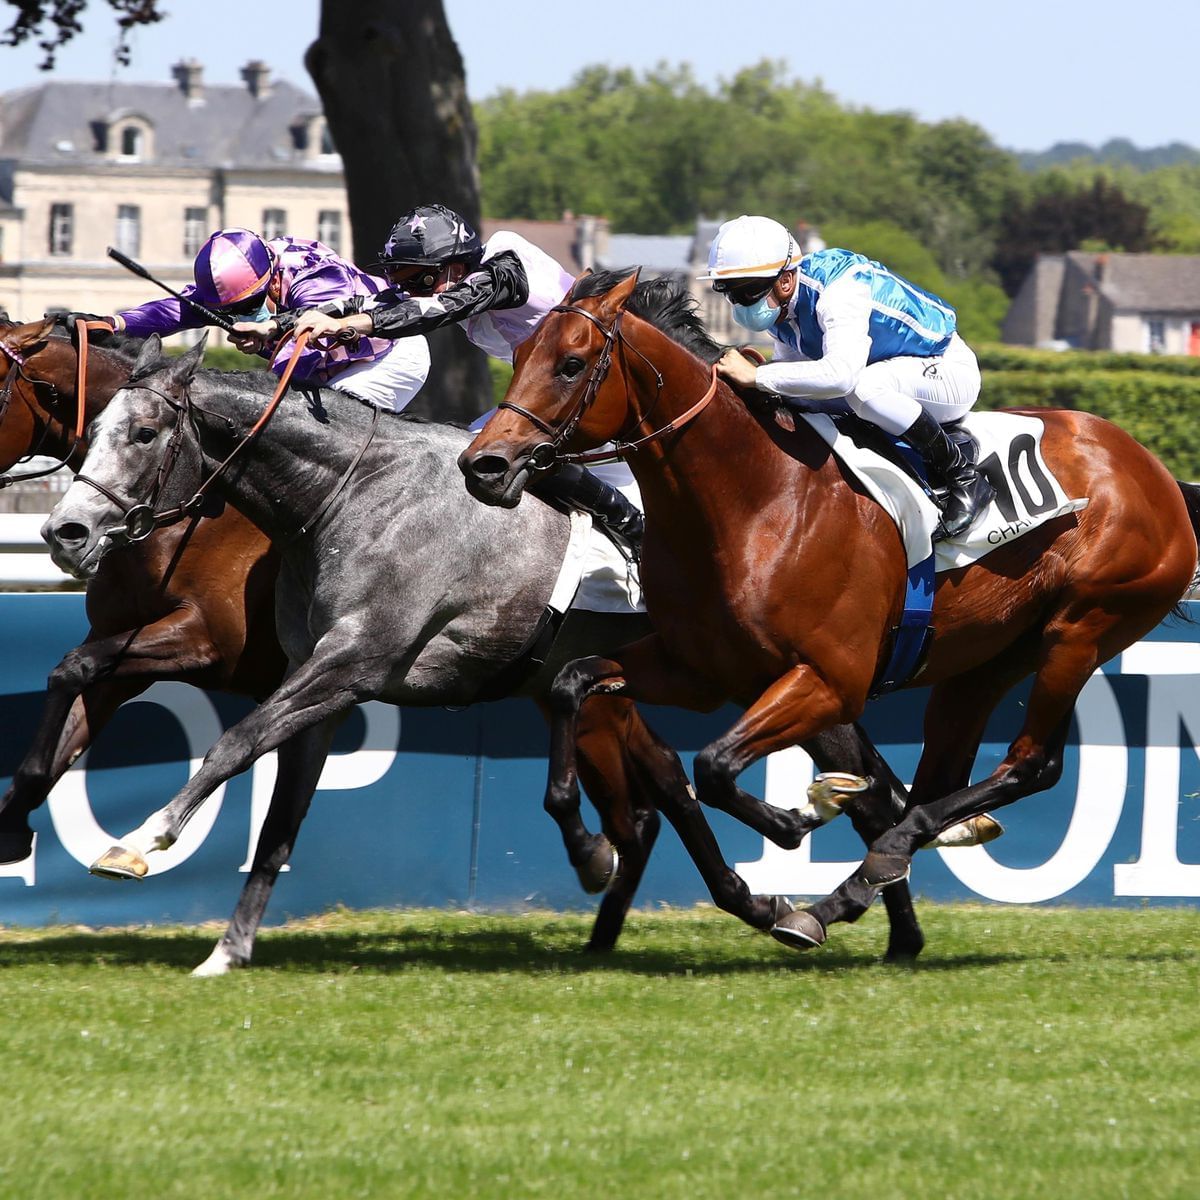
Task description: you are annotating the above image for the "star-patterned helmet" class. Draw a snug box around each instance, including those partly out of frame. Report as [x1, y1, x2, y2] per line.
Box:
[377, 204, 482, 272]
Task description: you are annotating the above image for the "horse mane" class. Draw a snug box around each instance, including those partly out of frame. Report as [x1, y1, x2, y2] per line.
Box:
[570, 269, 726, 365]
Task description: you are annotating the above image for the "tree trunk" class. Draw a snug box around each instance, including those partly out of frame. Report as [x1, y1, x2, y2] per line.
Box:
[306, 1, 491, 423]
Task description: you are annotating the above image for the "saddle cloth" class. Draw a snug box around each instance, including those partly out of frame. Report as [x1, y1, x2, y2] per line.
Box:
[803, 411, 1089, 572]
[549, 509, 645, 615]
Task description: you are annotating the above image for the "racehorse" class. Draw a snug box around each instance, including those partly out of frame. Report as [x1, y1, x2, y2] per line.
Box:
[36, 335, 940, 967]
[0, 319, 288, 881]
[459, 269, 1200, 951]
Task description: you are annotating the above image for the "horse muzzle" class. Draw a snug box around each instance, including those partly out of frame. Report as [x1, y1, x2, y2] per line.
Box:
[457, 445, 532, 509]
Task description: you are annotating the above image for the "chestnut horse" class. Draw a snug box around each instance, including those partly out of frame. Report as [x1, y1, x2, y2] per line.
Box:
[460, 270, 1200, 952]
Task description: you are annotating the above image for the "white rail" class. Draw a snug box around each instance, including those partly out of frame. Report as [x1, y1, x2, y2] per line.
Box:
[0, 513, 79, 588]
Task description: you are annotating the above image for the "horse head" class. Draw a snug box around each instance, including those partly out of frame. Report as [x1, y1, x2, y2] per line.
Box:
[0, 317, 140, 474]
[459, 269, 644, 508]
[43, 334, 209, 579]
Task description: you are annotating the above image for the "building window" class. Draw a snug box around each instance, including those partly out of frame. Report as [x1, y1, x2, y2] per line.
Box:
[320, 124, 336, 155]
[119, 125, 142, 158]
[183, 207, 207, 257]
[317, 210, 342, 254]
[49, 203, 73, 256]
[1147, 318, 1166, 354]
[115, 204, 141, 258]
[262, 208, 287, 240]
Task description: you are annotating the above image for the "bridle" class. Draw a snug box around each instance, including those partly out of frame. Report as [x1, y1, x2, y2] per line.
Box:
[0, 317, 107, 487]
[496, 303, 719, 470]
[75, 330, 376, 545]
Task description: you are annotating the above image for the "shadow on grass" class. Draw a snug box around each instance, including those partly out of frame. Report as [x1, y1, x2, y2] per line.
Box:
[6, 921, 1187, 976]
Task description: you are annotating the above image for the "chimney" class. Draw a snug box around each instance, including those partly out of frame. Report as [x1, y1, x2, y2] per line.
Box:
[171, 59, 204, 103]
[241, 60, 272, 100]
[1094, 253, 1108, 283]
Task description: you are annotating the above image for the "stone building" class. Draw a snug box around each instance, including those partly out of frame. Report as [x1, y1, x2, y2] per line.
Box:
[0, 59, 348, 336]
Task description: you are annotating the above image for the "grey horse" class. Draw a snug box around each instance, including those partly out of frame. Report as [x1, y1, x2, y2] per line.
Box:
[43, 335, 928, 970]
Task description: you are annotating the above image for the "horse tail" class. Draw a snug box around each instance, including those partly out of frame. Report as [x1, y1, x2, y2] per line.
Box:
[1174, 480, 1200, 620]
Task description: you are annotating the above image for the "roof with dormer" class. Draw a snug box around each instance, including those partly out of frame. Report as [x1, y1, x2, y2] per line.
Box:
[0, 72, 334, 174]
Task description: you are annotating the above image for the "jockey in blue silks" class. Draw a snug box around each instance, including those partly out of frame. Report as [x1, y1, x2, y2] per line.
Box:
[700, 215, 994, 539]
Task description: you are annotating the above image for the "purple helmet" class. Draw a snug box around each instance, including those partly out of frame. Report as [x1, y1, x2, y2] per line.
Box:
[192, 228, 276, 309]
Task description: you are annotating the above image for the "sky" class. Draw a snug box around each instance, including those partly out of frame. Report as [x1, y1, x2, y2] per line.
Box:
[0, 0, 1193, 153]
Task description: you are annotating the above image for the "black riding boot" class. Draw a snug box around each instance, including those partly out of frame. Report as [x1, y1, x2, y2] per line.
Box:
[530, 463, 644, 555]
[902, 410, 994, 540]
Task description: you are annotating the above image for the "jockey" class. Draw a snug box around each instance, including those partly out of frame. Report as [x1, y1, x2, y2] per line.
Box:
[283, 203, 645, 555]
[75, 228, 431, 413]
[700, 215, 994, 539]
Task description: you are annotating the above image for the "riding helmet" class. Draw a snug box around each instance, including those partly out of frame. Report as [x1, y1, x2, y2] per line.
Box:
[377, 204, 483, 271]
[697, 215, 802, 283]
[192, 228, 277, 308]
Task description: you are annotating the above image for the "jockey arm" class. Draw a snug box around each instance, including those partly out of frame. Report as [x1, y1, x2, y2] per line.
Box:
[293, 250, 530, 343]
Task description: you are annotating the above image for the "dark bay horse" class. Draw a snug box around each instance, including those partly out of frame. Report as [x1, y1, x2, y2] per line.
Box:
[459, 270, 1200, 952]
[38, 336, 943, 968]
[0, 319, 286, 875]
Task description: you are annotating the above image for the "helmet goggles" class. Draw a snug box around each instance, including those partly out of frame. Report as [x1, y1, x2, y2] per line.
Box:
[711, 272, 782, 307]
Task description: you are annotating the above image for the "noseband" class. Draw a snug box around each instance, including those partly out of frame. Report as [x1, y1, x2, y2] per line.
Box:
[495, 303, 718, 470]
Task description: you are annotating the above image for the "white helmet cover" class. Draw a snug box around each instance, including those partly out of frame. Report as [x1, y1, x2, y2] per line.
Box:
[698, 215, 802, 281]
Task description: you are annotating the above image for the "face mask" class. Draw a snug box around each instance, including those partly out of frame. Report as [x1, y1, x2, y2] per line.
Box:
[730, 294, 780, 332]
[240, 300, 271, 325]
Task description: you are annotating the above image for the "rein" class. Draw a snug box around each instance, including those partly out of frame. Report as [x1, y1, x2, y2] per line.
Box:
[93, 330, 314, 543]
[497, 303, 719, 470]
[0, 317, 107, 487]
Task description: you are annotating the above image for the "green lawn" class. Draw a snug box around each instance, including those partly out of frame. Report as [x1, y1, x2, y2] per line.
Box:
[1, 904, 1196, 1199]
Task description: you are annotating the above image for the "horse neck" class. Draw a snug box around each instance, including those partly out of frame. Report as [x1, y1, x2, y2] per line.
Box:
[187, 375, 362, 540]
[620, 319, 821, 535]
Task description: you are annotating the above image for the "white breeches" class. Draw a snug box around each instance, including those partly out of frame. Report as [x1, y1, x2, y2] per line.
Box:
[848, 333, 981, 436]
[331, 337, 432, 412]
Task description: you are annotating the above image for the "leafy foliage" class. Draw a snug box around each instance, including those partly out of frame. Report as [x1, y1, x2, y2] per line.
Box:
[0, 0, 164, 68]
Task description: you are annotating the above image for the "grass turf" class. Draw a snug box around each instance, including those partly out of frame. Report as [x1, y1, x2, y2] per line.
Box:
[0, 903, 1196, 1199]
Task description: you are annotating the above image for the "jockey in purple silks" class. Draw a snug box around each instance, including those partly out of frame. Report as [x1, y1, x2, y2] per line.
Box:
[273, 203, 645, 555]
[68, 228, 431, 413]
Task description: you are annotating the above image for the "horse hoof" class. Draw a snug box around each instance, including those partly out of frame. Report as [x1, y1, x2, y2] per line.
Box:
[923, 814, 1005, 849]
[859, 851, 911, 888]
[770, 909, 827, 951]
[577, 837, 618, 894]
[801, 771, 868, 824]
[89, 844, 149, 881]
[0, 822, 34, 864]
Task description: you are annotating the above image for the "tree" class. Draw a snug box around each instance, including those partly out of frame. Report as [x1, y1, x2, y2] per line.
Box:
[1, 0, 489, 421]
[992, 173, 1154, 296]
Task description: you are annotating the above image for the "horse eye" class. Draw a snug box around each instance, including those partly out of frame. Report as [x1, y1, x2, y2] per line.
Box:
[135, 427, 157, 444]
[559, 356, 585, 379]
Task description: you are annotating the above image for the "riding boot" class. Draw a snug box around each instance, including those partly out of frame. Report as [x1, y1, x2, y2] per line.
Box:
[529, 463, 644, 556]
[902, 410, 995, 540]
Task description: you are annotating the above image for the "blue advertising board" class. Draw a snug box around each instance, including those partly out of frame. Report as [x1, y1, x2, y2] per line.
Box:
[2, 593, 1199, 926]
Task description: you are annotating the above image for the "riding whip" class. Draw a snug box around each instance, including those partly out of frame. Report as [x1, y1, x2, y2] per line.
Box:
[106, 246, 238, 334]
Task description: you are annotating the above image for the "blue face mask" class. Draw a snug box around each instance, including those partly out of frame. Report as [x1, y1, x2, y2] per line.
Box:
[240, 300, 271, 325]
[730, 295, 780, 332]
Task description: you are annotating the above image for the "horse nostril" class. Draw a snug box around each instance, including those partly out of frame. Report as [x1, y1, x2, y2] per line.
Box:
[464, 453, 512, 481]
[53, 521, 90, 548]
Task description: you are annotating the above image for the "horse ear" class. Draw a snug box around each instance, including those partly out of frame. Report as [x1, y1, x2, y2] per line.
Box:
[2, 317, 55, 355]
[168, 332, 208, 385]
[564, 268, 594, 303]
[131, 333, 163, 375]
[603, 268, 641, 314]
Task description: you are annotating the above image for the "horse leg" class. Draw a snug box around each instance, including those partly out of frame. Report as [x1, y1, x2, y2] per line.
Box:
[192, 715, 341, 976]
[536, 694, 623, 894]
[0, 611, 227, 861]
[802, 723, 926, 962]
[0, 678, 148, 861]
[89, 635, 382, 879]
[575, 697, 664, 951]
[547, 644, 791, 932]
